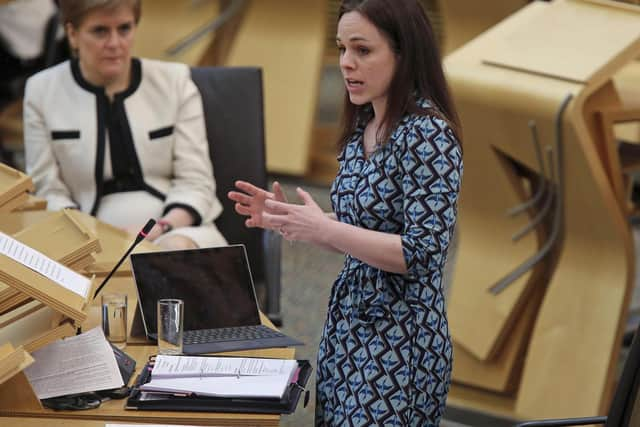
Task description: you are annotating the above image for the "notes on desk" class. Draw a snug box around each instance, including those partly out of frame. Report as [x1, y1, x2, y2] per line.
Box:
[0, 231, 91, 298]
[152, 354, 298, 378]
[24, 327, 123, 399]
[140, 355, 298, 399]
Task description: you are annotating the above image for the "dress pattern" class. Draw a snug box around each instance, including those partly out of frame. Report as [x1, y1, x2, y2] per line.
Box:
[315, 101, 463, 426]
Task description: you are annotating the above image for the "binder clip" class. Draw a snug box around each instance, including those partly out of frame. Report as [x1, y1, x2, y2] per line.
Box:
[291, 382, 310, 408]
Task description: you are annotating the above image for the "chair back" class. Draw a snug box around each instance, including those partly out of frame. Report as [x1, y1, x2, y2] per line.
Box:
[190, 66, 270, 308]
[607, 324, 640, 426]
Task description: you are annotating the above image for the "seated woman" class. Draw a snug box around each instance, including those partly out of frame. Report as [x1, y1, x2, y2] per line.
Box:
[23, 0, 226, 250]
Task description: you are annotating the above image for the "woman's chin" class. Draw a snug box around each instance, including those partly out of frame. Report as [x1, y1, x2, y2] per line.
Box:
[348, 93, 369, 106]
[98, 69, 127, 84]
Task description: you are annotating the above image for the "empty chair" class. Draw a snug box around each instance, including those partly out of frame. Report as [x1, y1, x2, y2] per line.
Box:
[191, 66, 282, 325]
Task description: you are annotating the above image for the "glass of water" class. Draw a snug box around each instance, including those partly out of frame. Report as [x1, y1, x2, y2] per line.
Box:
[157, 299, 184, 355]
[101, 293, 128, 349]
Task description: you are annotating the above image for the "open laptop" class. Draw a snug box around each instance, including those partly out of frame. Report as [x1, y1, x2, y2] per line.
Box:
[130, 244, 303, 354]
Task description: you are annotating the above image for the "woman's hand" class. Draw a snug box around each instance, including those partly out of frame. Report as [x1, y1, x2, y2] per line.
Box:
[122, 207, 195, 242]
[124, 222, 164, 241]
[263, 187, 332, 244]
[228, 180, 287, 229]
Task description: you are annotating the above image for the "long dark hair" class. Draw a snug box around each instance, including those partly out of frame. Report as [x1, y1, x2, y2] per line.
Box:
[337, 0, 461, 151]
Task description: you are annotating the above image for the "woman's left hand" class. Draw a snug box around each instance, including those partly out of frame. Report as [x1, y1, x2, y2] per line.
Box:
[124, 223, 164, 241]
[263, 187, 331, 244]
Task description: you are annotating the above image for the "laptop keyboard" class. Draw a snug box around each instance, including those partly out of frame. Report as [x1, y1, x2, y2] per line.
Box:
[183, 325, 286, 345]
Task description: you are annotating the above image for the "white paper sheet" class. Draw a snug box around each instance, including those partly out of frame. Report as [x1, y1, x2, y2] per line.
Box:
[152, 354, 298, 378]
[24, 327, 123, 399]
[140, 374, 294, 399]
[0, 231, 90, 298]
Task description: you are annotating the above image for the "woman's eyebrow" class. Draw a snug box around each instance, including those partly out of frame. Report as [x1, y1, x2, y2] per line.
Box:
[336, 35, 369, 42]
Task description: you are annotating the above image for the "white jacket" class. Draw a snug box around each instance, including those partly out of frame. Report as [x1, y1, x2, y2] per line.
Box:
[24, 58, 222, 227]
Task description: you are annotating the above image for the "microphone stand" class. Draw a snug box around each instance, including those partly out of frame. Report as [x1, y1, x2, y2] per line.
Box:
[92, 219, 156, 301]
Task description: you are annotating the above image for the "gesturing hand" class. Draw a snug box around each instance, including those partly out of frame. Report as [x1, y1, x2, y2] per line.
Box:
[262, 187, 330, 244]
[228, 180, 287, 229]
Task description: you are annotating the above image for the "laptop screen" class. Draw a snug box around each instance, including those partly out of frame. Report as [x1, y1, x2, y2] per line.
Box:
[130, 245, 261, 335]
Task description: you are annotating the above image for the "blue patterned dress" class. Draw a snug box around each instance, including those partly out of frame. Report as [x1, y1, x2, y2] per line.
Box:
[315, 101, 463, 426]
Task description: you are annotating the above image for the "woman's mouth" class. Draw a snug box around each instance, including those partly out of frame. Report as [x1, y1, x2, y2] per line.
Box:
[346, 78, 364, 91]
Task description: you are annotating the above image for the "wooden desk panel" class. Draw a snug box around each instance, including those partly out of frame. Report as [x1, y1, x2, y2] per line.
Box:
[0, 211, 160, 276]
[0, 211, 296, 426]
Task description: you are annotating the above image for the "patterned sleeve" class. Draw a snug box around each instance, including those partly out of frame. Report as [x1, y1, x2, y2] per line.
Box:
[399, 115, 463, 278]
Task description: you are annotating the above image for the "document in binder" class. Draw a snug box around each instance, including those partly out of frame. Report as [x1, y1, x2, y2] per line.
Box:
[139, 355, 297, 399]
[126, 355, 312, 414]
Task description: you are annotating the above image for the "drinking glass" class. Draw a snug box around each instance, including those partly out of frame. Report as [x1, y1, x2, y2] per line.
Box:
[101, 293, 127, 349]
[157, 299, 184, 355]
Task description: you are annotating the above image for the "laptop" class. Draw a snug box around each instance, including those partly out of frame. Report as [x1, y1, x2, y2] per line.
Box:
[130, 244, 303, 354]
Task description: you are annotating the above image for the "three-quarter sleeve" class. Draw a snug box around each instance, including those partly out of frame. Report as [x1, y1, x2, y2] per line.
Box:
[23, 77, 77, 211]
[399, 115, 463, 278]
[162, 73, 221, 225]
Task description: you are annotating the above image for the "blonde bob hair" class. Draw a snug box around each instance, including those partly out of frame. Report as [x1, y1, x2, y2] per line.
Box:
[58, 0, 141, 27]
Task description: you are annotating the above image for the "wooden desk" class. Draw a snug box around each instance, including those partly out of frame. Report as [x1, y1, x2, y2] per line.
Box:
[0, 274, 294, 426]
[0, 212, 296, 426]
[3, 345, 291, 426]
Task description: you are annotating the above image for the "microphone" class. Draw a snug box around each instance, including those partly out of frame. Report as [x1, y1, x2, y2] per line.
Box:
[92, 219, 156, 300]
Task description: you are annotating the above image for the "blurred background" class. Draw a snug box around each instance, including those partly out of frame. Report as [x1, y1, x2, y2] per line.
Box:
[3, 1, 640, 426]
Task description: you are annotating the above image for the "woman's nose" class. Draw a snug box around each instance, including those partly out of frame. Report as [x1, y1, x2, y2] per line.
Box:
[104, 31, 120, 47]
[340, 51, 355, 70]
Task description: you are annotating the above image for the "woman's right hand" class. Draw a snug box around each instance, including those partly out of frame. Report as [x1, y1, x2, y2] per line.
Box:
[228, 180, 287, 229]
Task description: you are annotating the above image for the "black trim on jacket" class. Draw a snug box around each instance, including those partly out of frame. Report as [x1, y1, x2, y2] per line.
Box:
[163, 203, 202, 226]
[70, 58, 168, 214]
[51, 130, 80, 139]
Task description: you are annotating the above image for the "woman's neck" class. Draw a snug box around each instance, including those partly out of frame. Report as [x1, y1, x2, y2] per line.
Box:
[79, 59, 131, 99]
[370, 98, 387, 128]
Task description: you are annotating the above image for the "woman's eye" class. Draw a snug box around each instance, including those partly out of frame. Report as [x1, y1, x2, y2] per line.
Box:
[91, 27, 109, 37]
[357, 47, 370, 55]
[118, 23, 133, 35]
[337, 46, 346, 54]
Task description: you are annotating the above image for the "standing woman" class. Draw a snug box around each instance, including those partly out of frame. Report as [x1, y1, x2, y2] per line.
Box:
[24, 0, 226, 249]
[229, 0, 462, 425]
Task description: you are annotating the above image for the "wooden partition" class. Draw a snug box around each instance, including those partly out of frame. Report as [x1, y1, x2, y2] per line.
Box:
[445, 0, 640, 419]
[0, 344, 40, 412]
[224, 0, 327, 175]
[438, 0, 528, 55]
[132, 0, 327, 176]
[133, 0, 221, 64]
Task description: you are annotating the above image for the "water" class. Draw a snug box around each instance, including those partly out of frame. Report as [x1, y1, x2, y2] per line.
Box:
[157, 299, 184, 355]
[157, 335, 183, 355]
[103, 302, 127, 348]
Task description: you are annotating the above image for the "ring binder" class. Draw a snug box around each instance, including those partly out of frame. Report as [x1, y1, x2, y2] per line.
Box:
[126, 359, 312, 414]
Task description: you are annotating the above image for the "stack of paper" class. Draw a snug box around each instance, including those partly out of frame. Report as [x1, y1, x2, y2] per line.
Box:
[140, 355, 298, 399]
[23, 327, 123, 399]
